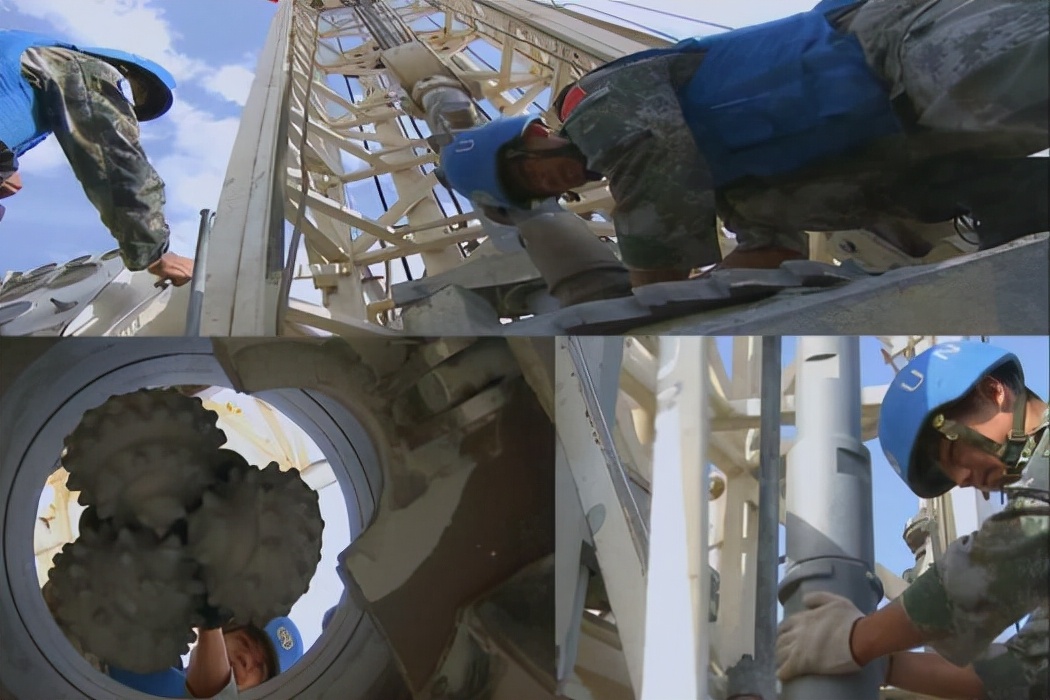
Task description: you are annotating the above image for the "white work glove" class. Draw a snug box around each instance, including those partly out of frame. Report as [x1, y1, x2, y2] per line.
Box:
[775, 591, 864, 681]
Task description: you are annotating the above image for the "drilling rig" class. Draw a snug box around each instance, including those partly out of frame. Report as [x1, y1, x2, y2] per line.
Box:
[1, 0, 1046, 337]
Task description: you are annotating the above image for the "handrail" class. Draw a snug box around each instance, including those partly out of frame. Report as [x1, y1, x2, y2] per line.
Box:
[184, 208, 216, 337]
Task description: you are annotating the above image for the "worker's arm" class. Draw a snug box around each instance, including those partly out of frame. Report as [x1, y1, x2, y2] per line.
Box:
[0, 171, 21, 199]
[882, 611, 1049, 700]
[849, 599, 926, 665]
[895, 500, 1049, 667]
[185, 628, 235, 699]
[874, 494, 1049, 698]
[558, 53, 723, 282]
[968, 607, 1049, 700]
[19, 46, 192, 285]
[884, 652, 984, 699]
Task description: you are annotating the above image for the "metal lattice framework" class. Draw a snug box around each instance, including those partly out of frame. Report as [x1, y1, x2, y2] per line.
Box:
[201, 0, 672, 335]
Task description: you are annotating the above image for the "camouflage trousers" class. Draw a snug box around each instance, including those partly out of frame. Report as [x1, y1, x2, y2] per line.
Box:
[19, 46, 171, 271]
[562, 0, 1048, 269]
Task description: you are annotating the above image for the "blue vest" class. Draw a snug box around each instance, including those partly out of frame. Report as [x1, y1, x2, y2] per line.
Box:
[0, 30, 78, 156]
[585, 0, 902, 186]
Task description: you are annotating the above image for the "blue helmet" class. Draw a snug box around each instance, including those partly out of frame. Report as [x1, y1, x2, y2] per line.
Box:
[878, 341, 1022, 498]
[439, 115, 541, 209]
[262, 616, 304, 675]
[78, 47, 176, 121]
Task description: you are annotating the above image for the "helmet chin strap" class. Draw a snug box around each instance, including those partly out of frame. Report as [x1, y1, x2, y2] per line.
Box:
[932, 390, 1034, 487]
[502, 141, 603, 204]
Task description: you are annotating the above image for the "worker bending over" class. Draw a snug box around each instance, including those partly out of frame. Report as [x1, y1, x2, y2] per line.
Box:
[777, 341, 1048, 700]
[0, 29, 194, 286]
[440, 0, 1048, 288]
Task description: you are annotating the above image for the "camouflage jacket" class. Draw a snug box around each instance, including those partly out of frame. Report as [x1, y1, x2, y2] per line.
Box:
[17, 45, 170, 271]
[901, 411, 1049, 700]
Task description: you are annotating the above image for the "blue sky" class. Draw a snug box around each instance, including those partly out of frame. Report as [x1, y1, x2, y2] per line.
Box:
[1, 0, 277, 274]
[0, 0, 820, 276]
[711, 336, 1050, 583]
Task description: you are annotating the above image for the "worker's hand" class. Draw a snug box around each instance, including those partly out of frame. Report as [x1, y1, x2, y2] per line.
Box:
[0, 172, 23, 199]
[197, 603, 232, 631]
[147, 252, 194, 287]
[775, 591, 865, 681]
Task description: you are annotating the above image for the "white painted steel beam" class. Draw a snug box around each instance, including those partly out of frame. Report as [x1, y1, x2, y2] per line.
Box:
[201, 0, 294, 335]
[556, 338, 648, 698]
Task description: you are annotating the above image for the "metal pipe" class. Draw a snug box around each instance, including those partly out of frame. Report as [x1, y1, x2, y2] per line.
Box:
[644, 337, 711, 699]
[779, 337, 883, 700]
[692, 337, 711, 700]
[184, 209, 215, 337]
[753, 335, 781, 699]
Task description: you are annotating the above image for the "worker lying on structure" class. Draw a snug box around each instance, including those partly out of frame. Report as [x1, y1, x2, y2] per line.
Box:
[108, 617, 305, 698]
[440, 0, 1048, 289]
[776, 341, 1048, 700]
[0, 29, 194, 286]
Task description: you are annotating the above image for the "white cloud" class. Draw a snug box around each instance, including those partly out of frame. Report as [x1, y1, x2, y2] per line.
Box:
[165, 214, 204, 258]
[202, 64, 256, 107]
[13, 134, 67, 174]
[8, 0, 260, 261]
[8, 0, 207, 84]
[150, 99, 241, 238]
[8, 0, 260, 102]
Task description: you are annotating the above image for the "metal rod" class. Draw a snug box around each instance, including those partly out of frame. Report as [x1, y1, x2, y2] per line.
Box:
[753, 335, 781, 699]
[693, 337, 711, 700]
[779, 337, 883, 700]
[184, 209, 215, 337]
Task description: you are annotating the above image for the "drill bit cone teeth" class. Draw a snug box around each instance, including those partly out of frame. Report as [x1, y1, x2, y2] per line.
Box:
[48, 390, 322, 667]
[63, 389, 227, 534]
[188, 460, 324, 628]
[46, 508, 206, 673]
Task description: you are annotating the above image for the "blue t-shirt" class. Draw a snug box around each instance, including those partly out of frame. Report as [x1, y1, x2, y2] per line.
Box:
[108, 667, 239, 698]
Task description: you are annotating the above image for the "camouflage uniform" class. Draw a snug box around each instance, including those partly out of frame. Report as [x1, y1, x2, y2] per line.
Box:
[901, 412, 1049, 700]
[560, 52, 718, 271]
[560, 0, 1048, 271]
[12, 45, 171, 271]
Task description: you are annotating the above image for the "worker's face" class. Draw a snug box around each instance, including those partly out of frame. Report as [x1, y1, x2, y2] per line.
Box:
[503, 127, 590, 199]
[935, 436, 1010, 493]
[223, 629, 270, 690]
[934, 378, 1016, 493]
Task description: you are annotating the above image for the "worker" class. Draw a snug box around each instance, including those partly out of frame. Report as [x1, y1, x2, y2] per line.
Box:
[439, 0, 1049, 289]
[775, 341, 1048, 700]
[108, 617, 305, 698]
[0, 29, 194, 286]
